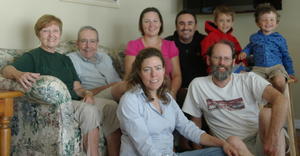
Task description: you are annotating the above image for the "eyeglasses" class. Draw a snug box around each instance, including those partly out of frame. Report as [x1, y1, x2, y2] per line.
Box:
[211, 56, 232, 62]
[79, 39, 98, 44]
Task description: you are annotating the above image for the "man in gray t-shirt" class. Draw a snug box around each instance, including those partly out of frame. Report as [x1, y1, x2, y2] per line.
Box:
[68, 26, 126, 156]
[183, 40, 288, 156]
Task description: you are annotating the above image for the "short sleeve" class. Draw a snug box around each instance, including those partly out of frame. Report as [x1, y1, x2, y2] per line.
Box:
[125, 39, 144, 56]
[163, 40, 179, 58]
[247, 72, 270, 103]
[182, 79, 203, 118]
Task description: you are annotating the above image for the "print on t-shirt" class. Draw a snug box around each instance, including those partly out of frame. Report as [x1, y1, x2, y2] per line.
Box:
[207, 98, 245, 111]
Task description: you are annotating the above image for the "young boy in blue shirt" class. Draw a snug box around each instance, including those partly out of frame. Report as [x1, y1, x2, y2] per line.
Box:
[239, 3, 297, 93]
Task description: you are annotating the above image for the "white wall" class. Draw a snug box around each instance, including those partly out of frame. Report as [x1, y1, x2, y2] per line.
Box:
[0, 0, 180, 49]
[1, 0, 299, 119]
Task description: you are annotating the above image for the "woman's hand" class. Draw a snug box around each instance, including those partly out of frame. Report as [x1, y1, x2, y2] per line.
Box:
[223, 142, 239, 156]
[16, 72, 40, 90]
[1, 65, 40, 90]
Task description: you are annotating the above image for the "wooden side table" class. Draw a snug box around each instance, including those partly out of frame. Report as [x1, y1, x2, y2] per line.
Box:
[0, 90, 23, 156]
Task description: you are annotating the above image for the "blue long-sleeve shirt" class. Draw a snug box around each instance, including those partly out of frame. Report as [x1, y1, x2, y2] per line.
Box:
[117, 87, 205, 156]
[243, 31, 295, 75]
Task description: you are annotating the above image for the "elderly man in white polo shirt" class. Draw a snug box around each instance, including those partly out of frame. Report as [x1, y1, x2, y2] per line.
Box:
[68, 26, 126, 156]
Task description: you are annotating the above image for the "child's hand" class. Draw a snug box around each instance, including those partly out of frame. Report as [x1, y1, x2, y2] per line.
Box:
[289, 75, 298, 83]
[238, 52, 247, 61]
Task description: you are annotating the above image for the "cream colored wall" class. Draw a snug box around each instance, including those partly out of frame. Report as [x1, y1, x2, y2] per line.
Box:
[0, 0, 180, 49]
[1, 0, 299, 119]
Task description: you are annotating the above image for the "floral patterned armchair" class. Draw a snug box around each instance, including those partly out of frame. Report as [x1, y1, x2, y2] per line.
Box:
[0, 41, 123, 155]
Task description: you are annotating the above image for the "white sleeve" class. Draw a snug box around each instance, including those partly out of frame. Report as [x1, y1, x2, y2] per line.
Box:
[182, 78, 203, 118]
[248, 72, 271, 104]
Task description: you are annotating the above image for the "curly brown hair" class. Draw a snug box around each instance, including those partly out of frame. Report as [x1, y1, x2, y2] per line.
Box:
[126, 48, 170, 104]
[255, 3, 280, 23]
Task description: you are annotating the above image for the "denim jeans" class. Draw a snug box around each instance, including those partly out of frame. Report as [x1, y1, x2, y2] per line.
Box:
[177, 147, 225, 156]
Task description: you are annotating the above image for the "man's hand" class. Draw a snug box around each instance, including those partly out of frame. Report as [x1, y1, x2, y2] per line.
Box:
[223, 142, 239, 156]
[238, 52, 247, 61]
[263, 133, 281, 156]
[82, 91, 95, 104]
[16, 72, 40, 90]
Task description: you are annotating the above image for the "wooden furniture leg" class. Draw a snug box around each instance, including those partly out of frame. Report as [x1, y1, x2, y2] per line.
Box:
[0, 91, 23, 156]
[285, 82, 298, 156]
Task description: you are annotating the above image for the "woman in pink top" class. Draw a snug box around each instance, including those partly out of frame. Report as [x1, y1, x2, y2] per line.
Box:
[124, 7, 182, 98]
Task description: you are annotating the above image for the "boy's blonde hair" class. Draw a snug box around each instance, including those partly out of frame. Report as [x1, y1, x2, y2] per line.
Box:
[255, 3, 280, 23]
[213, 5, 235, 21]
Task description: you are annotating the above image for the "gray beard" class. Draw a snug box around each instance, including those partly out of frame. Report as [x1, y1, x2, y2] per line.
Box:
[211, 65, 233, 81]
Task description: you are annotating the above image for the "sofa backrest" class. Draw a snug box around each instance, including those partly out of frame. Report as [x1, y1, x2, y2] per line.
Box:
[0, 40, 125, 77]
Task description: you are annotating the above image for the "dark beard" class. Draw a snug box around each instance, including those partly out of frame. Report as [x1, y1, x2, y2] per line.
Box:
[211, 65, 232, 81]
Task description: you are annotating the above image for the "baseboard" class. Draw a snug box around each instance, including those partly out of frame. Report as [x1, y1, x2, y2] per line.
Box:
[295, 119, 300, 129]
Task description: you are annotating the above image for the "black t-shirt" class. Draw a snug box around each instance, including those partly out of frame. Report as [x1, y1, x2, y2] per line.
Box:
[166, 31, 207, 88]
[12, 47, 81, 100]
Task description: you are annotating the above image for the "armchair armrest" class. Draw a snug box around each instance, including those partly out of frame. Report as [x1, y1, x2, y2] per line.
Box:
[26, 75, 72, 106]
[0, 75, 72, 106]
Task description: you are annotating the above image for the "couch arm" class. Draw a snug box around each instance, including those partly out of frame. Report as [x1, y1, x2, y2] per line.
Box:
[26, 75, 72, 106]
[0, 74, 25, 92]
[0, 75, 72, 106]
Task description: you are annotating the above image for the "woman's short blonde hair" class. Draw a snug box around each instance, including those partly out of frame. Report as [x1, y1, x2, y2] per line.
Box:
[34, 14, 62, 37]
